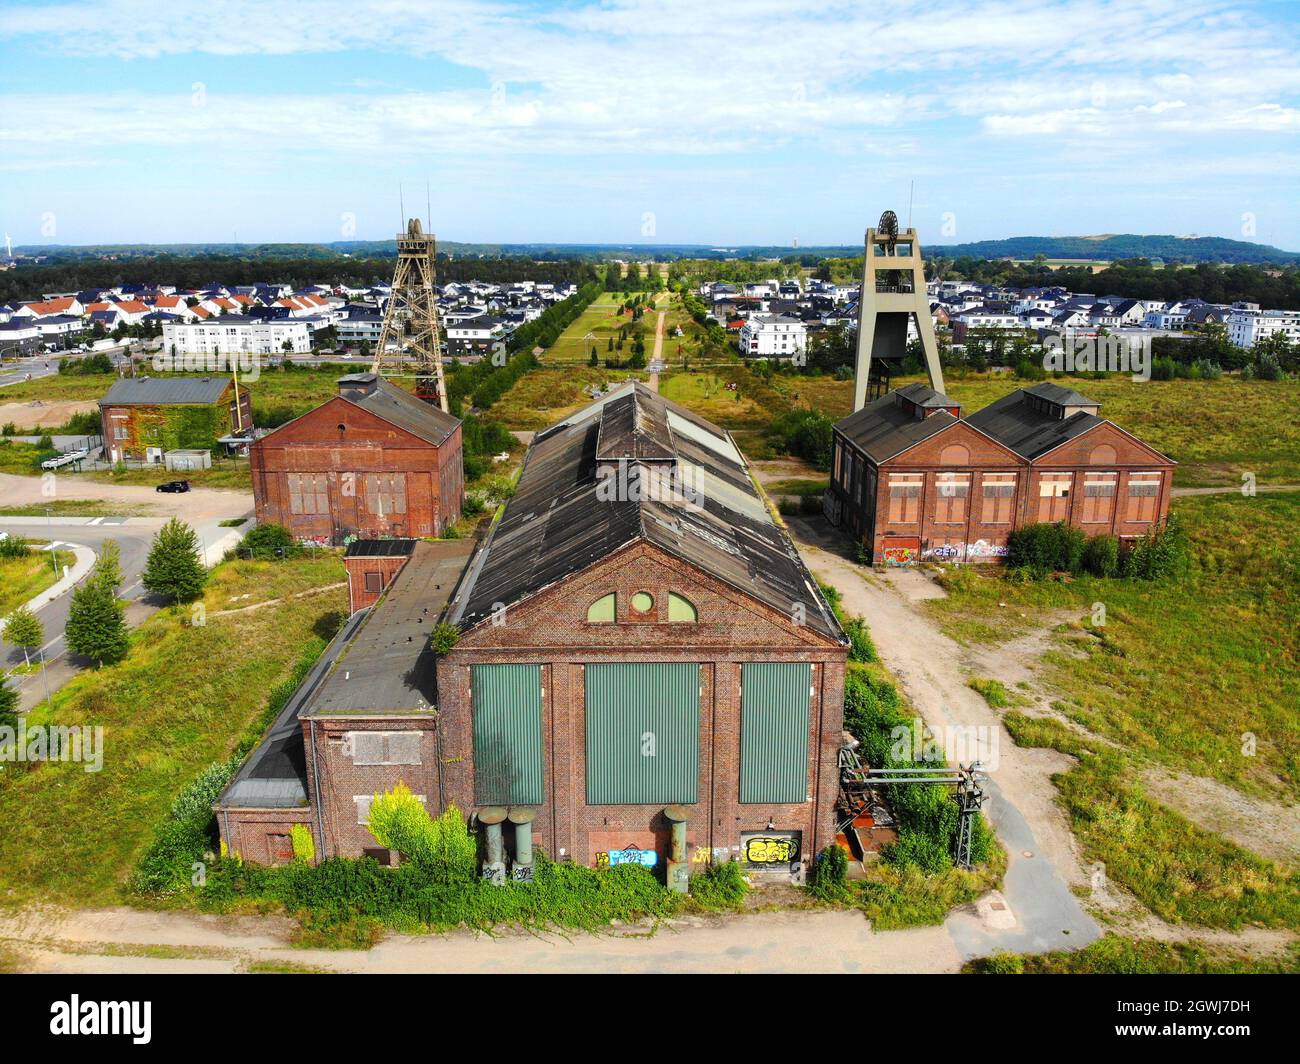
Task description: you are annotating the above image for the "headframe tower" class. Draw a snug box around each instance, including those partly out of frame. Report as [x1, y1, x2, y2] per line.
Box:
[371, 217, 448, 412]
[851, 210, 945, 410]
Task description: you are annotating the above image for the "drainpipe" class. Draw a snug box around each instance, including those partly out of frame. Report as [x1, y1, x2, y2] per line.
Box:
[310, 719, 326, 861]
[664, 805, 690, 893]
[479, 806, 507, 885]
[508, 808, 536, 882]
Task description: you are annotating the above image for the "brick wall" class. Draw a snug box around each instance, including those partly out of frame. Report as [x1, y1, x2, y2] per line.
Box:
[436, 541, 846, 871]
[344, 554, 410, 613]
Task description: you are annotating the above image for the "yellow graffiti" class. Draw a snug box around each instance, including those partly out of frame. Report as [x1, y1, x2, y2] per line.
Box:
[595, 851, 609, 868]
[744, 836, 797, 864]
[692, 846, 710, 864]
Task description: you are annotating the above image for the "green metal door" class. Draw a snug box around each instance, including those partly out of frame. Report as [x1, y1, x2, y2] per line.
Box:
[740, 663, 811, 804]
[586, 663, 699, 805]
[472, 664, 543, 805]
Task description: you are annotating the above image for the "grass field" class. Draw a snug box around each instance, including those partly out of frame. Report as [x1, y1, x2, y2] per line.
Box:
[541, 292, 648, 364]
[0, 499, 159, 518]
[82, 459, 253, 492]
[926, 490, 1300, 929]
[968, 933, 1300, 974]
[0, 553, 347, 905]
[0, 545, 73, 616]
[770, 372, 1300, 487]
[488, 367, 646, 431]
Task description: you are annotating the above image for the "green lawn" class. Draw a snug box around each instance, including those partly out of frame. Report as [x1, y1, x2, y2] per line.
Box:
[0, 545, 73, 616]
[542, 292, 646, 364]
[927, 490, 1300, 929]
[488, 367, 646, 431]
[0, 499, 158, 518]
[0, 554, 347, 905]
[772, 372, 1300, 487]
[968, 933, 1300, 974]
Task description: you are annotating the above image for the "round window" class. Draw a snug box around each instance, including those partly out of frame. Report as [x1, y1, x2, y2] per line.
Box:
[631, 592, 654, 613]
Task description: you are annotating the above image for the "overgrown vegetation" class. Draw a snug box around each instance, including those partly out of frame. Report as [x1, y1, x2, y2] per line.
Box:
[967, 934, 1300, 974]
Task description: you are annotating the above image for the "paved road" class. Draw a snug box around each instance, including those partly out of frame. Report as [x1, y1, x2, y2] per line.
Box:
[0, 517, 161, 709]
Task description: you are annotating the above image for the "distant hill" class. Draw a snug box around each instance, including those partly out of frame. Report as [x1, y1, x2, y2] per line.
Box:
[925, 234, 1300, 265]
[11, 233, 1298, 265]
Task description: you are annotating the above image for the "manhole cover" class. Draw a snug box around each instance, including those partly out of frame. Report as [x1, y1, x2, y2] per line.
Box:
[1022, 850, 1034, 858]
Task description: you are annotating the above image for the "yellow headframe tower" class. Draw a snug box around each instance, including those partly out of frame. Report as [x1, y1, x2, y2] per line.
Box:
[851, 210, 945, 411]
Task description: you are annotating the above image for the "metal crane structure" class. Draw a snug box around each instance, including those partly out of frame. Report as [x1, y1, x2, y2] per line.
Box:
[371, 217, 448, 412]
[838, 743, 990, 869]
[851, 209, 946, 410]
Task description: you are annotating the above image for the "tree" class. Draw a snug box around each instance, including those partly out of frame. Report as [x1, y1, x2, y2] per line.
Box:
[142, 518, 208, 604]
[93, 539, 122, 593]
[65, 577, 129, 667]
[3, 607, 44, 667]
[0, 674, 18, 730]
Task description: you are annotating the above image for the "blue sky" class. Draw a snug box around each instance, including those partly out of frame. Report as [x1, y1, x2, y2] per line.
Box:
[1, 0, 1298, 250]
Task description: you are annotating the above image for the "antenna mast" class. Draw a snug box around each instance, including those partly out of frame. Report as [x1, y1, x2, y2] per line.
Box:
[371, 216, 448, 411]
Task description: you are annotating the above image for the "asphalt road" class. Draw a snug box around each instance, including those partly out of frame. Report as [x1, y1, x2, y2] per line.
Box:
[0, 516, 163, 709]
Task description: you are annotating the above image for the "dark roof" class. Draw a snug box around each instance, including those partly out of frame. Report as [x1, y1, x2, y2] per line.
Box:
[98, 376, 231, 407]
[1022, 381, 1099, 408]
[448, 382, 843, 643]
[301, 539, 474, 717]
[964, 387, 1102, 460]
[344, 538, 418, 559]
[833, 385, 961, 464]
[337, 375, 461, 447]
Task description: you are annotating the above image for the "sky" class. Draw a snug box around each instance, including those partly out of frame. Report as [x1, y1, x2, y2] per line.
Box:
[1, 0, 1298, 250]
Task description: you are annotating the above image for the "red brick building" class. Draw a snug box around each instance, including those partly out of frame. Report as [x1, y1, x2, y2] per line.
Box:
[219, 383, 848, 882]
[343, 538, 417, 613]
[826, 382, 1175, 564]
[250, 373, 463, 544]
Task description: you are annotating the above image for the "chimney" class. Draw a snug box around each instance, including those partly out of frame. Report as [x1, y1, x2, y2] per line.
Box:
[338, 372, 380, 401]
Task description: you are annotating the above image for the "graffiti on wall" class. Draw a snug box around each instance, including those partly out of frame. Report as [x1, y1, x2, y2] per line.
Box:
[740, 832, 802, 869]
[595, 847, 658, 869]
[922, 539, 1009, 562]
[883, 545, 918, 566]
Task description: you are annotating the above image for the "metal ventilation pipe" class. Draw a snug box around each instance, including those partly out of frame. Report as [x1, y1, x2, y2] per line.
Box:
[664, 805, 690, 893]
[478, 806, 507, 885]
[508, 807, 537, 881]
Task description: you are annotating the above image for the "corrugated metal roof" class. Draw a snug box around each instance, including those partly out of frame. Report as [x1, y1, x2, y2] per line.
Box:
[98, 376, 231, 407]
[834, 389, 959, 464]
[450, 382, 842, 643]
[965, 389, 1103, 460]
[344, 377, 461, 447]
[302, 539, 474, 717]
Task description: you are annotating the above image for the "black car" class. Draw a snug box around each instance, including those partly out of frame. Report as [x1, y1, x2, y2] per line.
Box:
[156, 480, 192, 493]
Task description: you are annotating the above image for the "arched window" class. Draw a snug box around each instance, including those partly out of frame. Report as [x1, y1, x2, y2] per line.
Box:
[1089, 444, 1117, 466]
[587, 593, 616, 623]
[668, 593, 697, 622]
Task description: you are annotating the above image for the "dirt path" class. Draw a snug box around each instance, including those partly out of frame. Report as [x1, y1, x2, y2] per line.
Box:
[1171, 483, 1300, 497]
[0, 904, 963, 974]
[647, 305, 666, 393]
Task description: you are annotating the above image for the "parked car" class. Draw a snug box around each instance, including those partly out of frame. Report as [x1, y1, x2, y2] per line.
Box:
[156, 480, 191, 493]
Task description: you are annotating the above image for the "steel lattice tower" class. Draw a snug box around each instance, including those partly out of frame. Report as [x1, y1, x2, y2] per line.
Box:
[371, 217, 448, 411]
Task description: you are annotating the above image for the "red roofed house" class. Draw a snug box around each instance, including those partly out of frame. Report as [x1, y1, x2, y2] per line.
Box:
[15, 297, 82, 319]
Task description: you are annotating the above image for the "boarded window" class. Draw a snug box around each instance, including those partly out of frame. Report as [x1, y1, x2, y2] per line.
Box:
[354, 795, 373, 825]
[667, 593, 697, 623]
[350, 731, 421, 766]
[939, 444, 970, 466]
[364, 571, 383, 593]
[473, 664, 544, 805]
[1082, 474, 1117, 524]
[287, 472, 329, 515]
[887, 476, 921, 524]
[586, 593, 616, 623]
[981, 474, 1016, 524]
[1127, 473, 1162, 523]
[268, 833, 293, 864]
[586, 663, 699, 805]
[1037, 473, 1072, 523]
[934, 473, 970, 524]
[364, 473, 407, 516]
[740, 664, 810, 804]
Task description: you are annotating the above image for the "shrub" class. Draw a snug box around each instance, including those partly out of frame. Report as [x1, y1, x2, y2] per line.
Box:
[1255, 352, 1283, 381]
[1121, 515, 1187, 580]
[0, 534, 30, 559]
[430, 622, 460, 654]
[809, 844, 849, 901]
[291, 824, 316, 863]
[0, 675, 18, 730]
[366, 786, 477, 884]
[968, 676, 1012, 708]
[1081, 534, 1119, 577]
[843, 616, 876, 663]
[973, 951, 1026, 974]
[1006, 522, 1086, 575]
[1150, 356, 1177, 380]
[241, 522, 298, 559]
[690, 860, 749, 909]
